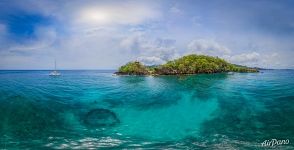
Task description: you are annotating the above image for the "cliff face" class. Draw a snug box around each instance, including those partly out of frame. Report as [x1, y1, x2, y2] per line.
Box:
[115, 54, 258, 75]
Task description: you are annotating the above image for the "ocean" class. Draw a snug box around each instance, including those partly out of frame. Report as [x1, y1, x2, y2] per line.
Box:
[0, 70, 293, 149]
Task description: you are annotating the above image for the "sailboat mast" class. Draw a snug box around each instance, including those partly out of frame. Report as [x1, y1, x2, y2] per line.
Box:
[54, 59, 56, 71]
[50, 59, 60, 76]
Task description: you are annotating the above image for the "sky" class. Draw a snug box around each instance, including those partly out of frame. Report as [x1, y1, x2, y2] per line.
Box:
[0, 0, 294, 69]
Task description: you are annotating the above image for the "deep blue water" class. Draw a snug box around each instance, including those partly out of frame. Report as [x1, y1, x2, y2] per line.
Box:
[0, 70, 293, 149]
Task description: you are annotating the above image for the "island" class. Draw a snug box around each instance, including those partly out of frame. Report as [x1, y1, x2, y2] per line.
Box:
[115, 54, 258, 75]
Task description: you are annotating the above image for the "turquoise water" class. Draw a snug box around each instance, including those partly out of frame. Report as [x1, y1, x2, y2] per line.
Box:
[0, 70, 293, 149]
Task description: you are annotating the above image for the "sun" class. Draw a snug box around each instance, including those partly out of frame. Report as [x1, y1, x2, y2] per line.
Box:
[78, 8, 111, 25]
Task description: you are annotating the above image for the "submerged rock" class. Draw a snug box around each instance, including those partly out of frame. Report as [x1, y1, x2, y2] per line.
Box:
[84, 108, 120, 127]
[0, 95, 64, 138]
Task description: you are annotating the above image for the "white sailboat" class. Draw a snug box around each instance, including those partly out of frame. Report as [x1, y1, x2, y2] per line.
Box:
[49, 60, 61, 76]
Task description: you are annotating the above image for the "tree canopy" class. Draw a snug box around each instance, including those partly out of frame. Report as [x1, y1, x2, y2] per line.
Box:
[117, 61, 150, 75]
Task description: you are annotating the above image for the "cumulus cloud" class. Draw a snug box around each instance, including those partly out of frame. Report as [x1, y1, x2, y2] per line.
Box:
[137, 56, 165, 66]
[259, 52, 284, 69]
[185, 39, 284, 68]
[222, 51, 284, 68]
[120, 33, 179, 65]
[186, 39, 260, 66]
[228, 52, 260, 64]
[187, 39, 231, 56]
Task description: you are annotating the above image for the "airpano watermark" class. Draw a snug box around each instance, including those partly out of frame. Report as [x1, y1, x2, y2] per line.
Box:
[261, 139, 290, 147]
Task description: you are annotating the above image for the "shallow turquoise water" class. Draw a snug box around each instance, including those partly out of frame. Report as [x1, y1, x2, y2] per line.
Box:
[0, 70, 293, 149]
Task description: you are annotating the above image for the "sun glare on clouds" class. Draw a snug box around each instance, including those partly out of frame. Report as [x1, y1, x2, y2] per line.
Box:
[75, 3, 160, 27]
[78, 8, 110, 25]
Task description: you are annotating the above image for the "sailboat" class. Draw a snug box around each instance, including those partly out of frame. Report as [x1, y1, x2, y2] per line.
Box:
[49, 60, 61, 76]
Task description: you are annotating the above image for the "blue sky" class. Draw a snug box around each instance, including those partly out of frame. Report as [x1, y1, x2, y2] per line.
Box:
[0, 0, 293, 69]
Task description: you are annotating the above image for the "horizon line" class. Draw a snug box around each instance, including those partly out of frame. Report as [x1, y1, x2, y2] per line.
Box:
[0, 69, 294, 71]
[0, 69, 118, 71]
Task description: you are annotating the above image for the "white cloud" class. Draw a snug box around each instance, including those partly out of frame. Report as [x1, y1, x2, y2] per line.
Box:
[185, 39, 286, 68]
[0, 26, 59, 69]
[259, 52, 283, 69]
[8, 27, 57, 52]
[120, 32, 144, 51]
[137, 56, 165, 66]
[187, 39, 231, 56]
[120, 33, 179, 65]
[71, 1, 160, 29]
[170, 5, 183, 15]
[224, 52, 284, 68]
[228, 52, 260, 64]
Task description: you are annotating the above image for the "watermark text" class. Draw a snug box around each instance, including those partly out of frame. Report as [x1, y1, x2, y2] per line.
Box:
[261, 139, 289, 147]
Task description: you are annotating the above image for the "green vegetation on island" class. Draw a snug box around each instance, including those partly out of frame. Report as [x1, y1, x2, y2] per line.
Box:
[117, 61, 150, 75]
[116, 54, 258, 75]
